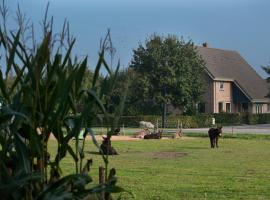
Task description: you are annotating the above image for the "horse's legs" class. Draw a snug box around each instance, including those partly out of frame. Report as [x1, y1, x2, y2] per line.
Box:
[215, 137, 219, 148]
[210, 138, 214, 148]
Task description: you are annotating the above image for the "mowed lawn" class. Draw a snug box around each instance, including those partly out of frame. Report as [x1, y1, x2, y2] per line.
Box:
[48, 136, 270, 200]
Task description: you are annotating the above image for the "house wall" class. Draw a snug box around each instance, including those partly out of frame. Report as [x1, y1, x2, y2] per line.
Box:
[213, 81, 233, 113]
[201, 74, 269, 114]
[202, 73, 214, 113]
[251, 103, 269, 114]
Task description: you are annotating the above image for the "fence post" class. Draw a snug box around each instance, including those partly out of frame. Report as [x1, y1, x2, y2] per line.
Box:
[212, 118, 215, 127]
[156, 119, 159, 132]
[122, 124, 125, 136]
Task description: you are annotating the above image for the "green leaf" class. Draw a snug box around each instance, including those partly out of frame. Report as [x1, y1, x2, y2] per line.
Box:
[87, 89, 108, 118]
[92, 49, 104, 87]
[36, 173, 92, 200]
[86, 128, 107, 164]
[14, 132, 31, 173]
[74, 57, 87, 94]
[1, 106, 28, 120]
[6, 29, 21, 78]
[101, 55, 111, 75]
[66, 144, 79, 162]
[62, 39, 75, 68]
[9, 64, 26, 96]
[0, 27, 7, 49]
[0, 70, 9, 102]
[0, 171, 43, 190]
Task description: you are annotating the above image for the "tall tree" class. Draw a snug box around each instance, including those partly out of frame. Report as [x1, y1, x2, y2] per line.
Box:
[130, 34, 205, 127]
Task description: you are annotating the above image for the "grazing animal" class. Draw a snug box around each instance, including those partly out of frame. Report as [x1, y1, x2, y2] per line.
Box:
[100, 136, 118, 155]
[144, 130, 163, 139]
[208, 127, 222, 148]
[139, 121, 155, 129]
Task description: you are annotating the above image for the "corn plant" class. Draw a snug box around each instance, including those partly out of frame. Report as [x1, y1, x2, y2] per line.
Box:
[0, 3, 130, 199]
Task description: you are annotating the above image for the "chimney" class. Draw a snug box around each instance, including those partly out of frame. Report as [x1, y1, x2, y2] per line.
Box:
[202, 42, 208, 47]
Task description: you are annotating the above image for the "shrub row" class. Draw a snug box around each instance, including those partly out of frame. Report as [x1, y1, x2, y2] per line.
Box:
[91, 113, 270, 128]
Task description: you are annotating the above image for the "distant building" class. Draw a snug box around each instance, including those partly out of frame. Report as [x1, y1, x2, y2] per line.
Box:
[197, 44, 269, 114]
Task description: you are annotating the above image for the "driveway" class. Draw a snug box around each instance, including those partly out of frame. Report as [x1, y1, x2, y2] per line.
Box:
[183, 124, 270, 135]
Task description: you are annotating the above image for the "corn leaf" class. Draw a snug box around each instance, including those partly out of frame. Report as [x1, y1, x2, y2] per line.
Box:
[0, 70, 9, 102]
[14, 133, 31, 173]
[92, 49, 104, 87]
[62, 39, 75, 68]
[6, 30, 21, 78]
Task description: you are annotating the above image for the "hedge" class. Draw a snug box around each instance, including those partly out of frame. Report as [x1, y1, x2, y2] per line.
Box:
[90, 113, 270, 128]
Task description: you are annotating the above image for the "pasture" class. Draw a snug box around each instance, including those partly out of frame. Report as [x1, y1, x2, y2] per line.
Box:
[48, 134, 270, 199]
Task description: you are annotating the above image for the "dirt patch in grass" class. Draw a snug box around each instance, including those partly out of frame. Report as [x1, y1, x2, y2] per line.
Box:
[146, 151, 188, 159]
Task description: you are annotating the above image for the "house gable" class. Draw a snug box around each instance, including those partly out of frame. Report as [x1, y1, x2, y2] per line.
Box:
[197, 46, 269, 102]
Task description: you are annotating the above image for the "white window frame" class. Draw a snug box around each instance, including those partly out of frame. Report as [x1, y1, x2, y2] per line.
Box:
[255, 104, 262, 114]
[219, 82, 224, 91]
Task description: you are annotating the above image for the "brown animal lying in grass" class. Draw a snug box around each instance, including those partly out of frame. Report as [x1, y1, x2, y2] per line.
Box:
[144, 130, 163, 139]
[172, 130, 183, 139]
[100, 136, 118, 155]
[112, 128, 120, 135]
[208, 127, 222, 148]
[134, 130, 150, 138]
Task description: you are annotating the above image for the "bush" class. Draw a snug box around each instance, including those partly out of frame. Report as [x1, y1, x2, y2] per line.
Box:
[243, 113, 270, 124]
[258, 114, 270, 124]
[213, 113, 242, 125]
[93, 113, 270, 128]
[115, 114, 213, 128]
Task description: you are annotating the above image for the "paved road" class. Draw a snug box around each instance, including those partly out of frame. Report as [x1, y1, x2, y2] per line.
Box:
[183, 124, 270, 135]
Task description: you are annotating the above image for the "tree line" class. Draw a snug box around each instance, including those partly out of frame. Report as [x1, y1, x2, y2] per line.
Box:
[102, 34, 206, 122]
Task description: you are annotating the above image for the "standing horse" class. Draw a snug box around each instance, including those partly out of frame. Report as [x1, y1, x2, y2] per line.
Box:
[208, 127, 222, 148]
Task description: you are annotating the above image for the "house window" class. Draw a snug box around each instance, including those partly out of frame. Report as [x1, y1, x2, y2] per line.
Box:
[255, 104, 262, 114]
[226, 103, 231, 113]
[219, 82, 224, 91]
[218, 102, 223, 113]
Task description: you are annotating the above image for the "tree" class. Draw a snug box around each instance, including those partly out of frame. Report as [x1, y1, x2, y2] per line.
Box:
[130, 34, 205, 127]
[0, 2, 129, 199]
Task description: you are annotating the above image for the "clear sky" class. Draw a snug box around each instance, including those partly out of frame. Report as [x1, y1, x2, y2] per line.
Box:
[4, 0, 270, 77]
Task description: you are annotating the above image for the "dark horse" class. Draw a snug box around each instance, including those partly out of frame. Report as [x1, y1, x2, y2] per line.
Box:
[100, 136, 118, 155]
[208, 127, 222, 148]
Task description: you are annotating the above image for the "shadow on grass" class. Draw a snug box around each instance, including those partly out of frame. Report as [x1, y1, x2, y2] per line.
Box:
[85, 151, 100, 155]
[181, 146, 209, 150]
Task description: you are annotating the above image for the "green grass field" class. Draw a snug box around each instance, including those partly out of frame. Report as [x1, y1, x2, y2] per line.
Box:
[48, 135, 270, 199]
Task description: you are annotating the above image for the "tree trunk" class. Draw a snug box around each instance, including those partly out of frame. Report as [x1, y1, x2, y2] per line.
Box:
[162, 100, 166, 129]
[161, 86, 167, 129]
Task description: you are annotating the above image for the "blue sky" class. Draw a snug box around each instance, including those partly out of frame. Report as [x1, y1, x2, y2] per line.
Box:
[4, 0, 270, 77]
